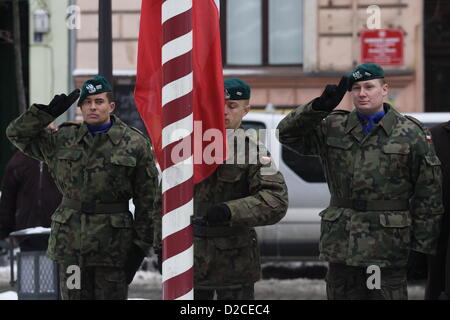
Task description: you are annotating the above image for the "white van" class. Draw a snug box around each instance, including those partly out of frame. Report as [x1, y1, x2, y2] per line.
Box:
[242, 110, 450, 261]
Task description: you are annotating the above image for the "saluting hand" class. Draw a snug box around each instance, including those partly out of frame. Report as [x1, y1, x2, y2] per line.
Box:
[312, 76, 349, 112]
[36, 89, 81, 118]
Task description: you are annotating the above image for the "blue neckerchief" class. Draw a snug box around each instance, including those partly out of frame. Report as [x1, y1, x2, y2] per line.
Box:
[87, 122, 113, 136]
[356, 110, 385, 135]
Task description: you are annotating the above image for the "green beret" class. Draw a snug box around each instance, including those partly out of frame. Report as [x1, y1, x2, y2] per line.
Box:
[347, 63, 385, 91]
[78, 76, 112, 106]
[224, 78, 251, 100]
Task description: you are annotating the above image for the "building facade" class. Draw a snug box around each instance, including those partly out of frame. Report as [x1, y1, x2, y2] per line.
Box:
[72, 0, 443, 117]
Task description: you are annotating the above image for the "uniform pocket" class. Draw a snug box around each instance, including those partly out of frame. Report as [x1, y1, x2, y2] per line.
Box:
[107, 214, 134, 266]
[110, 215, 133, 228]
[48, 209, 76, 261]
[51, 209, 74, 224]
[379, 212, 411, 228]
[425, 155, 441, 166]
[110, 155, 136, 167]
[259, 192, 280, 209]
[425, 155, 442, 181]
[212, 233, 260, 284]
[319, 208, 347, 262]
[382, 143, 410, 176]
[216, 166, 247, 198]
[319, 208, 344, 222]
[326, 137, 354, 150]
[374, 212, 411, 266]
[245, 197, 262, 209]
[382, 143, 410, 155]
[109, 155, 137, 189]
[55, 149, 82, 186]
[56, 148, 82, 161]
[326, 137, 354, 185]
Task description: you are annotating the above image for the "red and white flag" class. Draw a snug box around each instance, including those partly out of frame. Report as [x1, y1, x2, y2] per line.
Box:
[135, 0, 225, 300]
[135, 0, 225, 184]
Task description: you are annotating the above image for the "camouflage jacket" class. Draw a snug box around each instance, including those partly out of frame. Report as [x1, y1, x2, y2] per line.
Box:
[193, 128, 288, 289]
[277, 102, 443, 268]
[6, 105, 161, 267]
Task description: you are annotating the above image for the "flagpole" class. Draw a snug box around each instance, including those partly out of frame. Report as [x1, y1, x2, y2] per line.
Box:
[161, 0, 194, 300]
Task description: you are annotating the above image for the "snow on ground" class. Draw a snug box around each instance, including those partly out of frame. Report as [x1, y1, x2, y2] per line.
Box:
[0, 291, 17, 300]
[0, 264, 425, 300]
[132, 269, 162, 286]
[0, 265, 12, 284]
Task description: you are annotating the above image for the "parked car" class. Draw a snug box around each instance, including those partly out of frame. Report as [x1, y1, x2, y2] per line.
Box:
[242, 110, 450, 261]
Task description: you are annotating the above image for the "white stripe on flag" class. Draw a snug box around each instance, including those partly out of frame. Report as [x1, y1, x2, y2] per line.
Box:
[162, 156, 193, 194]
[214, 0, 220, 14]
[161, 113, 193, 149]
[162, 199, 193, 240]
[162, 244, 194, 282]
[162, 72, 193, 107]
[162, 0, 192, 24]
[162, 31, 193, 66]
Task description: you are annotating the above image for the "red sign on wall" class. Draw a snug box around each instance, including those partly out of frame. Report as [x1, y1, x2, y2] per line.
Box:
[361, 29, 404, 66]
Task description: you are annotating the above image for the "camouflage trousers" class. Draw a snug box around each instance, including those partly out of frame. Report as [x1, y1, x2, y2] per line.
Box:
[59, 264, 128, 300]
[326, 263, 408, 300]
[194, 284, 254, 300]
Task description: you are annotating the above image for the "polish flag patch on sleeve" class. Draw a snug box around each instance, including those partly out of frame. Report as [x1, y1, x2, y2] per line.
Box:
[426, 135, 433, 143]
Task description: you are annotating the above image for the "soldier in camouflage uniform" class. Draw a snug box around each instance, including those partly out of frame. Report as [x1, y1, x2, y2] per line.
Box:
[277, 63, 443, 300]
[192, 78, 288, 300]
[6, 76, 160, 300]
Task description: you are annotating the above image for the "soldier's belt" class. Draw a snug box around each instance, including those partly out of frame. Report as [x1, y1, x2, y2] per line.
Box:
[193, 224, 249, 238]
[61, 198, 129, 214]
[330, 197, 409, 212]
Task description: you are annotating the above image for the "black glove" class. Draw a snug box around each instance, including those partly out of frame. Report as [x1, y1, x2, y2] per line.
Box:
[125, 244, 146, 284]
[205, 204, 231, 225]
[312, 76, 348, 112]
[36, 89, 80, 118]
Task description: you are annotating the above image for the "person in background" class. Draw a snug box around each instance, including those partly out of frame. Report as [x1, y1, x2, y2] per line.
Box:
[0, 151, 62, 251]
[426, 121, 450, 299]
[0, 123, 62, 251]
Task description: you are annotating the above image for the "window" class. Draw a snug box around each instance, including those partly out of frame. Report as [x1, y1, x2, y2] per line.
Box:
[222, 0, 303, 66]
[268, 0, 303, 65]
[226, 0, 262, 65]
